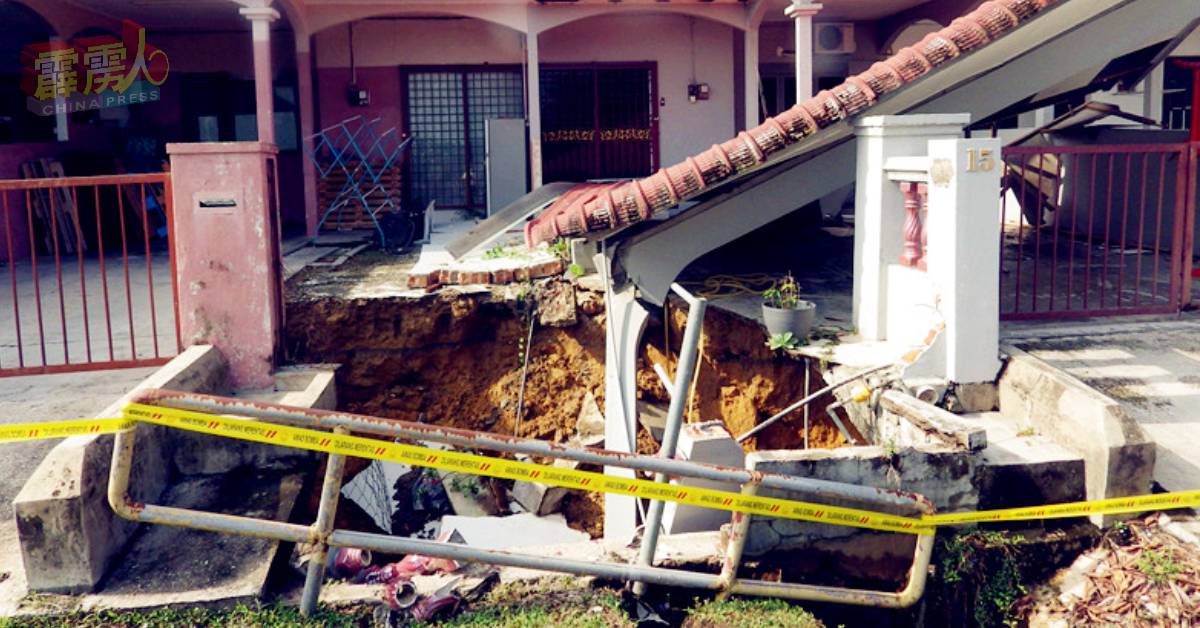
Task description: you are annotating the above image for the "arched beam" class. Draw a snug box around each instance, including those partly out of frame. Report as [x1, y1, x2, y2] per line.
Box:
[880, 18, 944, 57]
[531, 3, 747, 35]
[876, 0, 979, 54]
[309, 4, 529, 37]
[22, 0, 119, 40]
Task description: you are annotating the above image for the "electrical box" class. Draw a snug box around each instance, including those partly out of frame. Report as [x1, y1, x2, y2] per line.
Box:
[347, 85, 370, 107]
[687, 83, 710, 103]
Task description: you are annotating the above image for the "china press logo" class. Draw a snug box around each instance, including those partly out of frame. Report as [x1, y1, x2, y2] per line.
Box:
[21, 20, 169, 116]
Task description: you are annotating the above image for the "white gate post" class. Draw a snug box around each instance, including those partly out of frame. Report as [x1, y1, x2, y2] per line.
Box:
[852, 114, 969, 341]
[925, 137, 1003, 383]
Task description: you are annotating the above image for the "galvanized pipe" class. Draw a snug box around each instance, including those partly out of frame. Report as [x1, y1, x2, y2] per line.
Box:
[728, 533, 934, 609]
[716, 477, 761, 596]
[300, 428, 348, 616]
[634, 283, 706, 595]
[737, 363, 893, 444]
[108, 424, 316, 544]
[108, 401, 937, 610]
[132, 390, 925, 514]
[331, 529, 722, 590]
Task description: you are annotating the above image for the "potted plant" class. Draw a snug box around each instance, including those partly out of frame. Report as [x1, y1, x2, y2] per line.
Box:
[762, 274, 816, 341]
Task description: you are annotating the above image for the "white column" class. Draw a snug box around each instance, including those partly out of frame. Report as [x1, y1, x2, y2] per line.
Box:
[852, 114, 969, 341]
[925, 137, 1002, 383]
[526, 32, 543, 188]
[239, 5, 280, 145]
[599, 251, 650, 543]
[744, 28, 760, 128]
[785, 1, 822, 102]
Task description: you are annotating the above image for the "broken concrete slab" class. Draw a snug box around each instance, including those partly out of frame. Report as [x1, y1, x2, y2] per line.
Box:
[662, 422, 745, 535]
[512, 458, 579, 516]
[438, 470, 501, 517]
[953, 381, 999, 412]
[570, 391, 605, 448]
[342, 460, 412, 533]
[637, 401, 668, 442]
[745, 444, 975, 554]
[535, 280, 578, 328]
[878, 390, 987, 451]
[440, 513, 590, 551]
[78, 472, 302, 612]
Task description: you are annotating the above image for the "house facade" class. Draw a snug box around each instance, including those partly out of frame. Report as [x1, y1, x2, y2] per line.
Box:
[3, 0, 1193, 259]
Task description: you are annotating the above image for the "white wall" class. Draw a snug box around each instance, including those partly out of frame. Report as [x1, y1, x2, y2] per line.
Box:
[540, 14, 736, 168]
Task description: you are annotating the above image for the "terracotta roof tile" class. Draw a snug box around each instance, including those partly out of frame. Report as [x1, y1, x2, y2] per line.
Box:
[524, 0, 1058, 249]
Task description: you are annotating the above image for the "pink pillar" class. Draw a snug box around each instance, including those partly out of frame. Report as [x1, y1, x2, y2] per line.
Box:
[167, 142, 283, 389]
[240, 6, 279, 145]
[296, 38, 319, 236]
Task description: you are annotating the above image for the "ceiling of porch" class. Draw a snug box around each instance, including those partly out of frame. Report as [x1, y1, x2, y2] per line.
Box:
[54, 0, 938, 33]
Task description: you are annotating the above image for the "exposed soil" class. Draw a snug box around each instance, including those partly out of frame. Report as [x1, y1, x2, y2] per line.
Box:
[641, 302, 850, 451]
[285, 277, 853, 536]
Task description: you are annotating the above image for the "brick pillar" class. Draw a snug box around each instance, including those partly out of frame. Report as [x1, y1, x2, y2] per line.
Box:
[167, 142, 282, 388]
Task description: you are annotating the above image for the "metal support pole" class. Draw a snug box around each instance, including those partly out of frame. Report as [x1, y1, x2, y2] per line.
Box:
[136, 388, 925, 513]
[109, 392, 937, 609]
[737, 363, 892, 444]
[300, 427, 348, 616]
[633, 283, 706, 595]
[716, 476, 761, 597]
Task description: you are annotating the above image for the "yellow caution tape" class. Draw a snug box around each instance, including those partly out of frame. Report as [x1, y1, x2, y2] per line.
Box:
[122, 403, 935, 536]
[924, 491, 1200, 526]
[6, 407, 1199, 535]
[0, 417, 132, 443]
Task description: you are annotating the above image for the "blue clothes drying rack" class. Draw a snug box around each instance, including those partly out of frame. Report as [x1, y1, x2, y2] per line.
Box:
[304, 116, 412, 247]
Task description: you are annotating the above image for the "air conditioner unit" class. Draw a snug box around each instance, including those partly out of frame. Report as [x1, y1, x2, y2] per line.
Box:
[815, 23, 856, 55]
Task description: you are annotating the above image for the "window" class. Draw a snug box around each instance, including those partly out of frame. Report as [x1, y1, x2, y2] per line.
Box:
[1163, 58, 1196, 132]
[181, 73, 299, 150]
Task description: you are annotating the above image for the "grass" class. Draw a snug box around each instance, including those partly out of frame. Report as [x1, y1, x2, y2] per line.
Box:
[0, 603, 370, 628]
[0, 581, 827, 628]
[1136, 549, 1183, 585]
[683, 598, 823, 628]
[935, 529, 1027, 628]
[418, 577, 631, 628]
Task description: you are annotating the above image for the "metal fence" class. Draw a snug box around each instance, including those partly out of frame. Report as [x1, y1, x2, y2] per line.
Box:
[0, 172, 180, 376]
[999, 143, 1197, 320]
[111, 389, 935, 615]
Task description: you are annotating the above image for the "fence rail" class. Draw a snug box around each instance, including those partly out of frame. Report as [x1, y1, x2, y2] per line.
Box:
[999, 143, 1195, 320]
[0, 171, 180, 376]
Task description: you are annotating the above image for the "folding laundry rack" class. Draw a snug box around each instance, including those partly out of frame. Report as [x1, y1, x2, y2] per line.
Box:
[305, 116, 413, 246]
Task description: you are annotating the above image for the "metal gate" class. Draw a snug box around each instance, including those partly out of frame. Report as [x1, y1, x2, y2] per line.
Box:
[540, 63, 659, 183]
[0, 172, 181, 376]
[999, 143, 1197, 320]
[403, 67, 525, 213]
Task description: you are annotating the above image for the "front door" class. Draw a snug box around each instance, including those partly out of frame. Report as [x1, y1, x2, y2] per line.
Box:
[540, 64, 659, 183]
[403, 67, 525, 214]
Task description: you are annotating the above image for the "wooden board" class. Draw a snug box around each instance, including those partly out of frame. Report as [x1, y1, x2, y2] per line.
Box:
[318, 167, 403, 232]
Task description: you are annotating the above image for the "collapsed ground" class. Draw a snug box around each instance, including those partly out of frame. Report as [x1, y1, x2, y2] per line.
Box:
[285, 258, 851, 536]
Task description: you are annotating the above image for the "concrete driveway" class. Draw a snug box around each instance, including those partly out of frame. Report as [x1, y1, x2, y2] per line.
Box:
[1007, 318, 1200, 494]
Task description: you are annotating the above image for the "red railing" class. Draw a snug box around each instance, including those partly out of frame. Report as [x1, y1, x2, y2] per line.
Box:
[0, 172, 180, 376]
[999, 143, 1196, 320]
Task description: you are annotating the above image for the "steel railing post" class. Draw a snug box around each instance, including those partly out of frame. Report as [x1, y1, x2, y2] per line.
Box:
[632, 283, 705, 595]
[300, 427, 348, 616]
